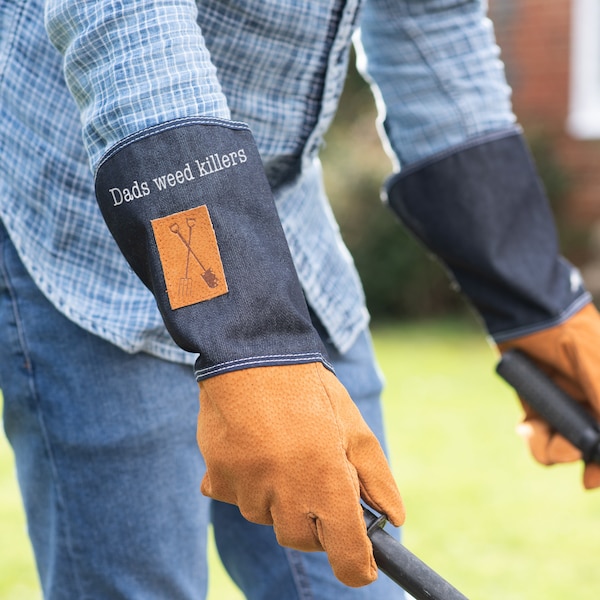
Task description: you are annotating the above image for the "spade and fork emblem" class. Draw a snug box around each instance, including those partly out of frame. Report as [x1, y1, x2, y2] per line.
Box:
[152, 204, 228, 309]
[169, 218, 219, 297]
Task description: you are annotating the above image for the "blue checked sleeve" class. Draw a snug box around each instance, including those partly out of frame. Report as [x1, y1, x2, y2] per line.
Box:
[43, 0, 332, 378]
[44, 0, 231, 171]
[356, 0, 516, 168]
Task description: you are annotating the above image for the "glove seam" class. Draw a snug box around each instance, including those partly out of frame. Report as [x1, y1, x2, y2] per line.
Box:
[95, 116, 251, 175]
[492, 293, 592, 343]
[383, 124, 523, 197]
[195, 353, 333, 380]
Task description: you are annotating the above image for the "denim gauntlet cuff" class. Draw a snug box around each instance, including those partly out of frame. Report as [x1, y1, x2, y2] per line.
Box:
[384, 129, 591, 342]
[94, 117, 329, 379]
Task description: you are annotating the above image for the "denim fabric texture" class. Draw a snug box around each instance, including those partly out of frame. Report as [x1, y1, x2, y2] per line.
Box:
[95, 119, 330, 377]
[0, 222, 209, 599]
[0, 0, 516, 364]
[0, 222, 402, 599]
[385, 131, 591, 340]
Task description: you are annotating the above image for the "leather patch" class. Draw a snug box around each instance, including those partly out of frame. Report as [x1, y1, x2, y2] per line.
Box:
[151, 205, 228, 309]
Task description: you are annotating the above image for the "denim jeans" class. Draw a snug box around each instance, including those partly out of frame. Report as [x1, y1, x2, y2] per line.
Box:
[0, 223, 403, 600]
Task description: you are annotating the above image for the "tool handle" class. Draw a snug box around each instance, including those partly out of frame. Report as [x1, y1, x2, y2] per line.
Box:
[363, 507, 469, 600]
[496, 350, 600, 463]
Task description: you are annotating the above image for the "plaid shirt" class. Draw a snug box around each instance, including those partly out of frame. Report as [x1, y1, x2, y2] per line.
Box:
[0, 0, 514, 364]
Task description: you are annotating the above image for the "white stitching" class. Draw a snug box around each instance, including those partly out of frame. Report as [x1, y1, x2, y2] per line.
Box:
[195, 353, 334, 379]
[95, 116, 250, 175]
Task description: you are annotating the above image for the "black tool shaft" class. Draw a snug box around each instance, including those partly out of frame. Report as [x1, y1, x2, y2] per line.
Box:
[363, 507, 469, 600]
[496, 350, 600, 463]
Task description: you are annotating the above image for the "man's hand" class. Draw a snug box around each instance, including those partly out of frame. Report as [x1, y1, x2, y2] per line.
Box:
[498, 303, 600, 489]
[197, 362, 405, 587]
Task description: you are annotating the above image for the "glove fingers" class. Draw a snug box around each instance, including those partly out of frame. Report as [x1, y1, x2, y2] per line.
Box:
[517, 420, 552, 465]
[546, 434, 582, 464]
[314, 503, 378, 588]
[517, 420, 565, 464]
[317, 367, 405, 527]
[269, 493, 377, 587]
[198, 361, 403, 588]
[502, 305, 600, 490]
[583, 463, 600, 489]
[201, 472, 276, 526]
[351, 444, 405, 527]
[518, 419, 582, 464]
[271, 506, 322, 553]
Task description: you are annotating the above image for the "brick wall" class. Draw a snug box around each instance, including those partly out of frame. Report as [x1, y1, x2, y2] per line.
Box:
[489, 0, 600, 225]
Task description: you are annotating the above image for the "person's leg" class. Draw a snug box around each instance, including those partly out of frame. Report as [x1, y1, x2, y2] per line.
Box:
[0, 224, 209, 600]
[211, 325, 404, 599]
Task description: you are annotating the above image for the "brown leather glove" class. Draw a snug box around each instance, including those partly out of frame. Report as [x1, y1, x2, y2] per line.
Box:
[498, 303, 600, 489]
[197, 361, 405, 587]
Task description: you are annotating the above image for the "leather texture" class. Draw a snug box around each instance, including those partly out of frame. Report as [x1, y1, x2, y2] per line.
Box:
[197, 361, 405, 587]
[499, 303, 600, 489]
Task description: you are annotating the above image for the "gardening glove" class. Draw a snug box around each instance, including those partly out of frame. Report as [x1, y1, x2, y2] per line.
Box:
[94, 118, 403, 586]
[384, 128, 598, 488]
[497, 303, 600, 489]
[198, 362, 405, 587]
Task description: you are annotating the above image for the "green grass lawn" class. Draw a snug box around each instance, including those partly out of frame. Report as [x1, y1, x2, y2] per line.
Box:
[1, 319, 599, 599]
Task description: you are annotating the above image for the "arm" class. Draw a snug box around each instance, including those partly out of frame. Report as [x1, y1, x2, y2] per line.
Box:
[44, 0, 404, 585]
[358, 0, 600, 488]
